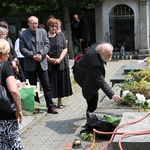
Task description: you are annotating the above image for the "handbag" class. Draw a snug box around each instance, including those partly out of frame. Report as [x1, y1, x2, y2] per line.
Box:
[0, 62, 17, 113]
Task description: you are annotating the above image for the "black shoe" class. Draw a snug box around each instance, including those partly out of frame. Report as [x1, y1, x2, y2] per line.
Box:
[33, 108, 40, 114]
[47, 107, 58, 114]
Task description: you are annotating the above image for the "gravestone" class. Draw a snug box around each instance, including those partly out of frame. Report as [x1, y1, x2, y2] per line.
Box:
[110, 112, 150, 150]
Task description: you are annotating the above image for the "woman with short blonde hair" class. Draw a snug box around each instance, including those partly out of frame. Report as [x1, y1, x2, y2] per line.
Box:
[0, 38, 23, 149]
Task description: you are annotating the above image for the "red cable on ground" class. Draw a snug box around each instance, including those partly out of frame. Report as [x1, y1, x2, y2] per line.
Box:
[88, 111, 150, 150]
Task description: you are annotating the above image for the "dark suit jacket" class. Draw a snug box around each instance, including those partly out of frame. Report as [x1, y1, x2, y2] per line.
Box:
[78, 16, 90, 42]
[73, 43, 114, 100]
[19, 28, 50, 71]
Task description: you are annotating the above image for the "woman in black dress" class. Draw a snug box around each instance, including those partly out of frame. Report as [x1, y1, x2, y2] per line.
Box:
[46, 17, 73, 108]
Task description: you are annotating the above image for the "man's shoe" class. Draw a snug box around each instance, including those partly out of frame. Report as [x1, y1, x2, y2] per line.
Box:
[33, 108, 40, 114]
[47, 107, 58, 114]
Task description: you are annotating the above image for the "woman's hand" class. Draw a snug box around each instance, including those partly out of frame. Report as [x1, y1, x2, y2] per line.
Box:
[14, 66, 19, 74]
[12, 60, 17, 69]
[55, 58, 62, 64]
[15, 110, 23, 124]
[46, 55, 56, 64]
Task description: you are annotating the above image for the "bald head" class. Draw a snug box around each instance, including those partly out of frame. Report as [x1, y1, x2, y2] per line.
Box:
[28, 16, 39, 32]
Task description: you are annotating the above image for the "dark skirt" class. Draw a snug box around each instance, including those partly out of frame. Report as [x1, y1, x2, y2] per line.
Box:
[48, 66, 73, 98]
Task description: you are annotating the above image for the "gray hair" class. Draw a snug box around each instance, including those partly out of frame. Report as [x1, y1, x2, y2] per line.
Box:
[0, 27, 8, 35]
[19, 28, 26, 33]
[95, 43, 113, 53]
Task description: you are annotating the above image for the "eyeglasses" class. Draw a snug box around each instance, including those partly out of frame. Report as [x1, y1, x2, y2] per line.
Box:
[0, 34, 8, 36]
[50, 25, 58, 28]
[29, 22, 38, 25]
[0, 25, 8, 29]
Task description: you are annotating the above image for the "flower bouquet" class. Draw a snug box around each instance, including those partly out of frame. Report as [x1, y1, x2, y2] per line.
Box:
[121, 90, 150, 110]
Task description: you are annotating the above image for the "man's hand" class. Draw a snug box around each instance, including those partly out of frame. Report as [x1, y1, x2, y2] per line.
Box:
[33, 54, 42, 62]
[79, 39, 84, 42]
[112, 95, 122, 103]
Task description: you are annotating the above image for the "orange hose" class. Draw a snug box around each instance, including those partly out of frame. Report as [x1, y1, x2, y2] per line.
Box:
[118, 130, 150, 150]
[88, 111, 150, 150]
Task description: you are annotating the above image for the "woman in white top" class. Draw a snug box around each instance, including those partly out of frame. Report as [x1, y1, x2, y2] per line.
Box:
[14, 28, 28, 79]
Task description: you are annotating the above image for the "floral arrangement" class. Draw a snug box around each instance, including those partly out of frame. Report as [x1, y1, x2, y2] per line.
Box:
[119, 78, 150, 99]
[118, 68, 150, 110]
[121, 90, 150, 110]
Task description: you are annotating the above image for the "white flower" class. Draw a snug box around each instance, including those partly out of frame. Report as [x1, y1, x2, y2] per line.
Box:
[146, 99, 150, 108]
[148, 104, 150, 108]
[122, 90, 132, 97]
[135, 93, 146, 105]
[146, 99, 150, 104]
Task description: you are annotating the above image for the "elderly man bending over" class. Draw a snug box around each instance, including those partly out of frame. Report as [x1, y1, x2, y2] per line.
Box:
[72, 42, 122, 115]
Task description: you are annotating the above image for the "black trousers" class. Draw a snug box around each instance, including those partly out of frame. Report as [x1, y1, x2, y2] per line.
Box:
[27, 62, 54, 108]
[18, 58, 28, 79]
[86, 92, 98, 112]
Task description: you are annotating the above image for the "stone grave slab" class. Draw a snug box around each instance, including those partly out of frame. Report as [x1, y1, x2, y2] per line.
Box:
[111, 112, 150, 150]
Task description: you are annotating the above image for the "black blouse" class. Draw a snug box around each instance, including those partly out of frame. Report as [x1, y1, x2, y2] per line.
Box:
[47, 32, 69, 71]
[0, 61, 16, 120]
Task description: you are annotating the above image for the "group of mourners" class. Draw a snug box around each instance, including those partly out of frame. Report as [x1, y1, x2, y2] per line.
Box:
[0, 11, 122, 149]
[0, 15, 73, 149]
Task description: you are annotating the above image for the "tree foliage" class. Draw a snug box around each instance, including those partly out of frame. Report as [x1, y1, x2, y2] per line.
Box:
[0, 0, 99, 58]
[69, 0, 99, 10]
[0, 0, 99, 17]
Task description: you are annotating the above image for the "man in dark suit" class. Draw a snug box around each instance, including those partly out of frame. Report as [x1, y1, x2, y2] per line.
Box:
[19, 16, 58, 114]
[78, 10, 90, 52]
[73, 42, 121, 114]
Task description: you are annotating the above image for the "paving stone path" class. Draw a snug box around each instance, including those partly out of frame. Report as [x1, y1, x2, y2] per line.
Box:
[20, 59, 142, 150]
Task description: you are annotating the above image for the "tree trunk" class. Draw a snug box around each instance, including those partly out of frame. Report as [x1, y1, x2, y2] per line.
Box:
[59, 0, 74, 59]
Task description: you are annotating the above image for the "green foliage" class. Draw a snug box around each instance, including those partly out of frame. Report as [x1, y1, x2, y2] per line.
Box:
[133, 69, 150, 82]
[0, 0, 99, 17]
[122, 92, 137, 106]
[103, 115, 121, 127]
[0, 0, 58, 17]
[80, 115, 121, 142]
[80, 131, 93, 141]
[121, 91, 149, 110]
[119, 68, 150, 110]
[69, 0, 99, 10]
[119, 75, 150, 99]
